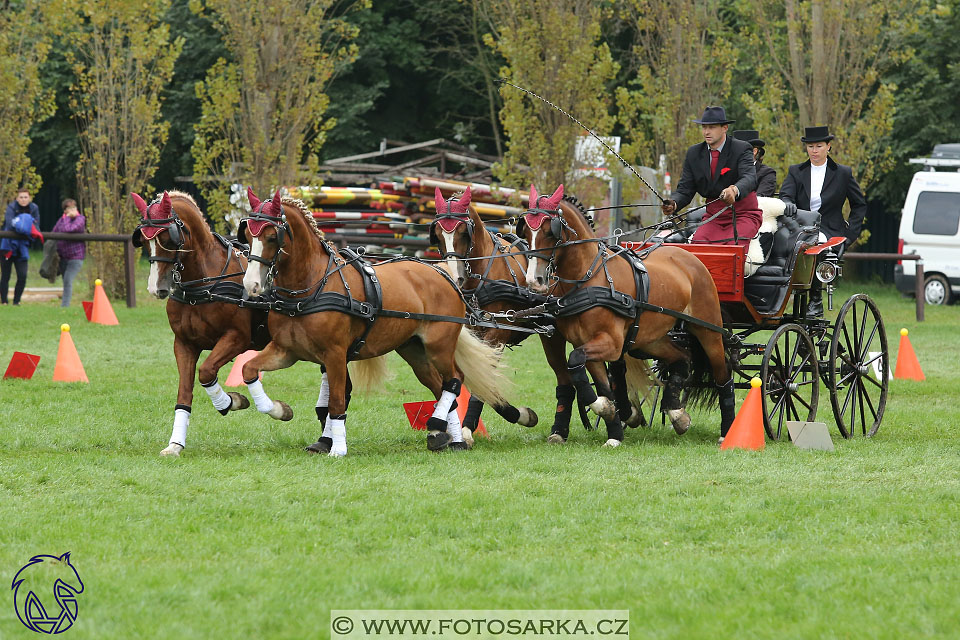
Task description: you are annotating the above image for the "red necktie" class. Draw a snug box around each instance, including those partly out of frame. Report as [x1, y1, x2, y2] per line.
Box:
[710, 149, 720, 178]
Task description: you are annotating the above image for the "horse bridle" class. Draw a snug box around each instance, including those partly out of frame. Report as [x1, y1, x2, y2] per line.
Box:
[516, 198, 578, 288]
[430, 193, 475, 261]
[237, 200, 292, 290]
[132, 195, 189, 284]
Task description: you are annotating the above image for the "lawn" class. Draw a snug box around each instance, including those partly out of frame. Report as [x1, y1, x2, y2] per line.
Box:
[1, 274, 958, 639]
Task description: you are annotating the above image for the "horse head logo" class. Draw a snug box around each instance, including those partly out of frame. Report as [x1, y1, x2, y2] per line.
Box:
[11, 552, 84, 634]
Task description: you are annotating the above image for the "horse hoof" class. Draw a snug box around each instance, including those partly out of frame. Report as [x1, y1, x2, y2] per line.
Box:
[625, 406, 643, 428]
[517, 407, 538, 427]
[461, 427, 475, 447]
[228, 392, 250, 411]
[327, 448, 347, 458]
[667, 409, 691, 435]
[305, 437, 332, 454]
[427, 431, 451, 451]
[602, 438, 622, 448]
[547, 433, 566, 444]
[589, 397, 617, 421]
[449, 440, 472, 451]
[269, 401, 294, 421]
[160, 443, 183, 457]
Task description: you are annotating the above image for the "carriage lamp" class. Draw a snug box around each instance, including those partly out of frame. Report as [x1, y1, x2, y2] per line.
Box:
[816, 260, 840, 284]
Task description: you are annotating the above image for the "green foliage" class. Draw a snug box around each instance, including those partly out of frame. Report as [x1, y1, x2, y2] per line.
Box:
[66, 0, 184, 296]
[484, 0, 619, 201]
[191, 0, 366, 225]
[0, 0, 55, 202]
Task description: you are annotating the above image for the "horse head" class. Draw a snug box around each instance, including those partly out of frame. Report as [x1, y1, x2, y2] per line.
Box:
[12, 552, 84, 633]
[516, 183, 565, 293]
[429, 186, 473, 286]
[241, 188, 287, 296]
[132, 191, 186, 299]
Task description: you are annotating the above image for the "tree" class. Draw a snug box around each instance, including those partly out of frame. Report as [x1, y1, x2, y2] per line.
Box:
[612, 0, 738, 202]
[483, 0, 619, 201]
[190, 0, 366, 224]
[66, 0, 183, 296]
[0, 0, 55, 203]
[738, 0, 923, 193]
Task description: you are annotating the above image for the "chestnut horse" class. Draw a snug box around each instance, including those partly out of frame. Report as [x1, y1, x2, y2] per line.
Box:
[519, 184, 735, 444]
[239, 189, 510, 456]
[131, 191, 269, 457]
[431, 187, 632, 444]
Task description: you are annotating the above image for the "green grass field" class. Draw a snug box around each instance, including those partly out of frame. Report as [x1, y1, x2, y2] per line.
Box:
[1, 272, 958, 639]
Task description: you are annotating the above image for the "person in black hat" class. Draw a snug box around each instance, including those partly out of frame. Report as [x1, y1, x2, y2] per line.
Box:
[662, 106, 762, 248]
[779, 125, 867, 316]
[733, 130, 777, 197]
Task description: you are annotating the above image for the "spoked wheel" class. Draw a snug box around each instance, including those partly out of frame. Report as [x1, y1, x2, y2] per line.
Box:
[760, 323, 820, 440]
[829, 294, 889, 437]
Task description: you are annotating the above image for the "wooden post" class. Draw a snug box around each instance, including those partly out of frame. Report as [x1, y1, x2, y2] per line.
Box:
[915, 260, 924, 322]
[124, 239, 137, 308]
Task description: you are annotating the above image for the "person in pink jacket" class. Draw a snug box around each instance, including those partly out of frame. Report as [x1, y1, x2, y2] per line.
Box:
[51, 199, 86, 307]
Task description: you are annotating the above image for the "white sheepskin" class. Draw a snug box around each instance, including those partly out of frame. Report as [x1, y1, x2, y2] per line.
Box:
[745, 197, 785, 277]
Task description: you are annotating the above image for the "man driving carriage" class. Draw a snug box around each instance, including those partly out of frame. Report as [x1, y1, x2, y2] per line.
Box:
[661, 106, 763, 248]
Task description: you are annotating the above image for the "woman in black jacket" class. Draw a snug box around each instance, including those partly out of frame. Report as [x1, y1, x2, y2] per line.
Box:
[779, 126, 867, 316]
[733, 130, 777, 197]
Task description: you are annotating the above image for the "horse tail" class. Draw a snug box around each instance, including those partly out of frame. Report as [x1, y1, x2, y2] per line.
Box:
[454, 329, 511, 406]
[683, 338, 725, 408]
[624, 354, 659, 410]
[348, 355, 391, 392]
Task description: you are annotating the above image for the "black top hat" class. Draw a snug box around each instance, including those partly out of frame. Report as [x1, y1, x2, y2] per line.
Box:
[801, 125, 835, 143]
[733, 129, 765, 148]
[692, 106, 735, 125]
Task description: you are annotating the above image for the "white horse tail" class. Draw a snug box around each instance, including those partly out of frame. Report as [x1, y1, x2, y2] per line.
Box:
[454, 329, 511, 406]
[624, 354, 659, 410]
[348, 355, 391, 392]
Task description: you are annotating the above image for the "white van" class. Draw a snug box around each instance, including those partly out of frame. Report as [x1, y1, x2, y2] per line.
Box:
[895, 144, 960, 305]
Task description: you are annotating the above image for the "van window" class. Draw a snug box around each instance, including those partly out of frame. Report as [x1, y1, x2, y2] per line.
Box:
[914, 191, 960, 235]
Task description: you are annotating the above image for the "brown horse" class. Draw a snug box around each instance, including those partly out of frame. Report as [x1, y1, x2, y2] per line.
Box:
[431, 187, 630, 444]
[239, 189, 509, 456]
[131, 191, 270, 457]
[518, 184, 735, 444]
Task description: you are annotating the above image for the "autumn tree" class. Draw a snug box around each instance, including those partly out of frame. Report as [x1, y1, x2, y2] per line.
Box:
[0, 0, 55, 203]
[65, 0, 182, 296]
[613, 0, 738, 203]
[738, 0, 923, 191]
[483, 0, 619, 202]
[191, 0, 366, 225]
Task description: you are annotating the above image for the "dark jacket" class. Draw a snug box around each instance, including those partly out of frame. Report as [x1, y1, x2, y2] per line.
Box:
[0, 211, 36, 261]
[779, 157, 867, 244]
[670, 137, 758, 211]
[40, 240, 60, 282]
[755, 161, 777, 197]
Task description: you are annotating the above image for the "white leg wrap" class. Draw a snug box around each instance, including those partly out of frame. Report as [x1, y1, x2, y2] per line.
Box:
[446, 410, 463, 443]
[246, 379, 275, 414]
[316, 373, 329, 408]
[431, 389, 457, 420]
[203, 380, 233, 412]
[329, 416, 347, 457]
[170, 408, 189, 447]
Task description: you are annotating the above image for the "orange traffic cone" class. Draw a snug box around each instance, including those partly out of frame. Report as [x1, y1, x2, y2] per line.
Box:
[53, 324, 89, 383]
[224, 350, 261, 386]
[457, 385, 487, 437]
[720, 377, 765, 450]
[90, 278, 119, 325]
[894, 328, 924, 381]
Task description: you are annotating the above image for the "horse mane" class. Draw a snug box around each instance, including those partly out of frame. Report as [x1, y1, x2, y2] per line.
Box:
[167, 190, 211, 234]
[561, 194, 596, 235]
[282, 196, 325, 242]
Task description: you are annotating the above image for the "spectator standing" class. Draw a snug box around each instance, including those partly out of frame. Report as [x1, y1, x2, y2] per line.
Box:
[52, 199, 86, 307]
[1, 188, 42, 305]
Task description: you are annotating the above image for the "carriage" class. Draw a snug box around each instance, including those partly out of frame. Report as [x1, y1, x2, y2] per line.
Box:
[624, 206, 890, 441]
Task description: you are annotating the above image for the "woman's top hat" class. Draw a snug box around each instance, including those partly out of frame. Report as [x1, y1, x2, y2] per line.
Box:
[692, 106, 735, 125]
[733, 130, 765, 147]
[801, 125, 835, 143]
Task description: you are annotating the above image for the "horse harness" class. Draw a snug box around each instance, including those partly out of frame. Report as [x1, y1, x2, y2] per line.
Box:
[239, 210, 553, 360]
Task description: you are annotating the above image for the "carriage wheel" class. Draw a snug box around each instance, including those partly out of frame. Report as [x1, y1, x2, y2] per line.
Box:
[829, 294, 888, 438]
[760, 324, 820, 440]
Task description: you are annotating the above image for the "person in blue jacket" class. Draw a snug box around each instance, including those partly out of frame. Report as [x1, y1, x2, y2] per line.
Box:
[2, 188, 43, 305]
